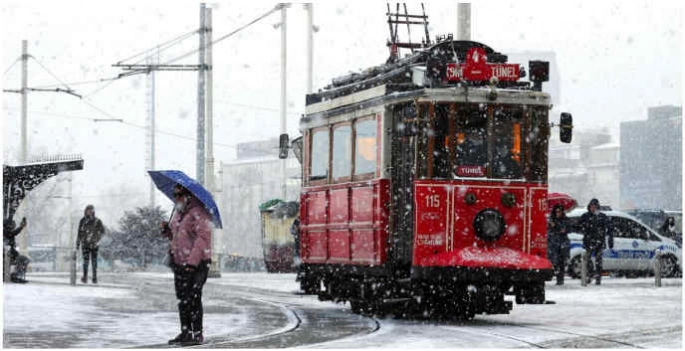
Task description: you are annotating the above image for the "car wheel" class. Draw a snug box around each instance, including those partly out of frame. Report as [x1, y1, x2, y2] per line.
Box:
[660, 255, 678, 278]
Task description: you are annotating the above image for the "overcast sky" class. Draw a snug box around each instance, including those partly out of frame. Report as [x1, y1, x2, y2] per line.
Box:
[1, 0, 682, 232]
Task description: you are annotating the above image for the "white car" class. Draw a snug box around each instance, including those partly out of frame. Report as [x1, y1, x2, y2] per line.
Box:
[565, 209, 682, 278]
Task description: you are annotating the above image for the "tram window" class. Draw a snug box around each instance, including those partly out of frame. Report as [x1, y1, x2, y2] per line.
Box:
[455, 108, 487, 175]
[310, 128, 329, 182]
[528, 107, 549, 181]
[431, 105, 451, 179]
[492, 106, 523, 179]
[332, 125, 352, 180]
[354, 118, 377, 176]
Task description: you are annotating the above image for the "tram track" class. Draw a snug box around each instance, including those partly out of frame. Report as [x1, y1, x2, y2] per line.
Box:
[437, 322, 681, 348]
[111, 274, 381, 348]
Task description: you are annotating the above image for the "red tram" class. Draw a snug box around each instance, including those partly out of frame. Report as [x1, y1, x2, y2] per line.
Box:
[281, 38, 573, 318]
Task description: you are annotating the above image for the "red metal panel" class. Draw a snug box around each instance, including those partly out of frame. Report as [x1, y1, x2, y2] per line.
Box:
[329, 188, 349, 223]
[351, 229, 375, 262]
[300, 179, 390, 266]
[528, 187, 549, 258]
[351, 187, 374, 223]
[451, 183, 526, 253]
[307, 230, 328, 262]
[413, 184, 449, 261]
[307, 191, 328, 225]
[328, 230, 351, 262]
[413, 179, 549, 271]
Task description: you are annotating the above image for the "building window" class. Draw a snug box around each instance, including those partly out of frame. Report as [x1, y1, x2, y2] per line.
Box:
[332, 125, 352, 180]
[354, 118, 377, 176]
[310, 128, 329, 181]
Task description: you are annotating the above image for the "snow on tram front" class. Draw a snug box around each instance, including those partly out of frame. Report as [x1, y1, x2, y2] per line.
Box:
[281, 36, 574, 318]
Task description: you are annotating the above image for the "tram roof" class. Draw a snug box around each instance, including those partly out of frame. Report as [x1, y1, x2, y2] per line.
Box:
[302, 84, 550, 126]
[302, 40, 552, 125]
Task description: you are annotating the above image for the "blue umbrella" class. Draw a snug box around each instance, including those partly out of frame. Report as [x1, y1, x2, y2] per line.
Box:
[148, 170, 223, 229]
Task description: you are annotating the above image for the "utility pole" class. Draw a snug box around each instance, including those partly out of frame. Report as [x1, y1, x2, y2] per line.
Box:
[279, 3, 288, 201]
[21, 40, 28, 164]
[205, 7, 221, 278]
[146, 49, 158, 208]
[304, 3, 314, 94]
[205, 7, 215, 200]
[197, 3, 207, 186]
[20, 40, 29, 253]
[457, 3, 471, 41]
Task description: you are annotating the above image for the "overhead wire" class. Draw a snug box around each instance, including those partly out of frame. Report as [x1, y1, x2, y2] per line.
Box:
[115, 28, 199, 65]
[29, 56, 73, 91]
[160, 5, 281, 66]
[3, 57, 21, 77]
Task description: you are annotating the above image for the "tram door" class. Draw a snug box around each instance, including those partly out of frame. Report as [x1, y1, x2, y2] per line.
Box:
[390, 103, 418, 273]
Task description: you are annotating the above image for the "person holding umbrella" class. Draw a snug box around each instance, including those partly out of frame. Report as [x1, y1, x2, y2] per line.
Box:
[160, 184, 213, 346]
[149, 170, 223, 346]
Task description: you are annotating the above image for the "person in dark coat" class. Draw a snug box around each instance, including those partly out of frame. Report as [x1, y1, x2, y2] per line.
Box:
[660, 216, 682, 246]
[578, 198, 613, 285]
[660, 217, 678, 239]
[3, 217, 30, 283]
[76, 205, 105, 284]
[290, 216, 300, 261]
[547, 204, 570, 285]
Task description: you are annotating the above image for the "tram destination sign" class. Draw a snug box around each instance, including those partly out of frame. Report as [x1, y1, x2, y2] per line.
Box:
[445, 47, 520, 82]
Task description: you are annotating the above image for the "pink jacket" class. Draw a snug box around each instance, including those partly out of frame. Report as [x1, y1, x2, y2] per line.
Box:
[162, 197, 212, 267]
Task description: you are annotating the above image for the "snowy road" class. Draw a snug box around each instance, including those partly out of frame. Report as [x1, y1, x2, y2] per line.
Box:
[3, 272, 682, 348]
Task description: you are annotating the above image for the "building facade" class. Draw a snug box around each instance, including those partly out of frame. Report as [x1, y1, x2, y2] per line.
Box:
[548, 129, 620, 209]
[620, 105, 682, 210]
[216, 138, 301, 259]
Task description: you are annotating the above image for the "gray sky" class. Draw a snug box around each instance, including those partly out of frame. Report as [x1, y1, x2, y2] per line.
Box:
[1, 0, 682, 232]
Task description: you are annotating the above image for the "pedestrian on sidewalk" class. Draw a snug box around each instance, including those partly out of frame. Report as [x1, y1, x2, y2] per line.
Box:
[3, 217, 31, 283]
[76, 204, 105, 284]
[578, 198, 613, 285]
[160, 184, 212, 346]
[547, 204, 570, 285]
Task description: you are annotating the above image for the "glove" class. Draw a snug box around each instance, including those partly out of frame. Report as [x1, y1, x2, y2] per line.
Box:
[182, 263, 197, 273]
[160, 221, 170, 235]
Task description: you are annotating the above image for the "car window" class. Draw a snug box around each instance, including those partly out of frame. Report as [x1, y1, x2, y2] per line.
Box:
[628, 220, 649, 240]
[610, 217, 632, 239]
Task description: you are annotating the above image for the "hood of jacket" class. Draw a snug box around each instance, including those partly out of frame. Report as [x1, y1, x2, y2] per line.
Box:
[587, 198, 600, 211]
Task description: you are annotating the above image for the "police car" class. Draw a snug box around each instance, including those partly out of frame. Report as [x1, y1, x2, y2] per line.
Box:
[565, 209, 682, 278]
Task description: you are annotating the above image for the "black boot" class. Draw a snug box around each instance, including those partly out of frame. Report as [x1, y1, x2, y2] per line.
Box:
[595, 275, 601, 285]
[81, 265, 88, 284]
[180, 332, 203, 346]
[168, 331, 191, 345]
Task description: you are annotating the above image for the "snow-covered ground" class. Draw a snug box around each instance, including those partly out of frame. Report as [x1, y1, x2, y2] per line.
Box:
[3, 276, 246, 348]
[3, 272, 682, 348]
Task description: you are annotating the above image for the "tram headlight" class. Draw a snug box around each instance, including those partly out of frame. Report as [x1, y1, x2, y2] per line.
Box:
[501, 193, 516, 208]
[473, 209, 506, 241]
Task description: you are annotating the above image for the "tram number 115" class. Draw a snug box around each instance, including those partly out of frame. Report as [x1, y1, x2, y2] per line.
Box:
[426, 194, 441, 208]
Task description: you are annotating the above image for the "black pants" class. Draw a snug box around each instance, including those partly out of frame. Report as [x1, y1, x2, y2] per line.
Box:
[173, 260, 210, 334]
[585, 244, 604, 279]
[8, 248, 30, 279]
[548, 241, 569, 283]
[82, 246, 98, 280]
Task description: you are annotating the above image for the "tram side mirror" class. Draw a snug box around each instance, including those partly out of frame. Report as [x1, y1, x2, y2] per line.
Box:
[560, 113, 573, 143]
[278, 133, 289, 159]
[291, 136, 303, 164]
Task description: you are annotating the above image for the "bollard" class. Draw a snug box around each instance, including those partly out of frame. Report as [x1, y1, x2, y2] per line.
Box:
[3, 246, 10, 282]
[70, 250, 77, 286]
[581, 250, 588, 287]
[654, 249, 662, 287]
